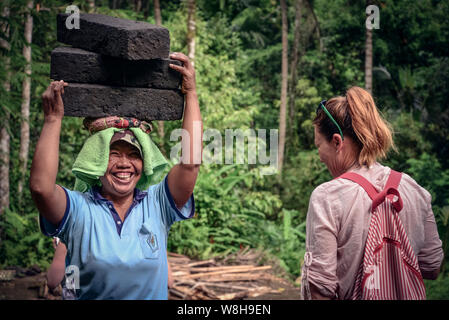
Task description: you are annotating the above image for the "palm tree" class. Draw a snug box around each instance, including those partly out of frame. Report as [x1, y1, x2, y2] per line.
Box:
[365, 1, 374, 94]
[288, 0, 302, 135]
[0, 5, 10, 214]
[278, 0, 288, 175]
[187, 0, 196, 67]
[154, 0, 165, 155]
[18, 0, 33, 197]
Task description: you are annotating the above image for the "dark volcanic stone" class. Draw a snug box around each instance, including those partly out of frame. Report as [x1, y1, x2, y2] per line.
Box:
[50, 47, 182, 89]
[57, 13, 170, 60]
[109, 57, 182, 89]
[51, 47, 107, 83]
[62, 83, 184, 121]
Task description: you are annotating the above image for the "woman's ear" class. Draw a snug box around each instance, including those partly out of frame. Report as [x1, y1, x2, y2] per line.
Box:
[332, 133, 343, 152]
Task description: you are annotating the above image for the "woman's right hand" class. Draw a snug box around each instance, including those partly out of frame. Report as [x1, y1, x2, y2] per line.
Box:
[42, 80, 68, 121]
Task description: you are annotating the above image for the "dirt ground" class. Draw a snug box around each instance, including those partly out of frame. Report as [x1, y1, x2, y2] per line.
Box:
[0, 273, 50, 300]
[0, 272, 302, 300]
[0, 258, 302, 300]
[243, 278, 302, 300]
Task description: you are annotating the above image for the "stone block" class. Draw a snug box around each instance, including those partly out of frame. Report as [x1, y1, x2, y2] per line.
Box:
[50, 47, 105, 84]
[51, 47, 182, 89]
[62, 83, 184, 121]
[57, 13, 170, 60]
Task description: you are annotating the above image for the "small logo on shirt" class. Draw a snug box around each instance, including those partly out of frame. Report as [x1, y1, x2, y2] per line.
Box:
[147, 231, 159, 252]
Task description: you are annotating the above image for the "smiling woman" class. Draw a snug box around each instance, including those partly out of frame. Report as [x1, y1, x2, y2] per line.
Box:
[29, 52, 202, 300]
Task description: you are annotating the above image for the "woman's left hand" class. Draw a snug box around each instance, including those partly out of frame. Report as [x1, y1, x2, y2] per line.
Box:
[169, 52, 196, 94]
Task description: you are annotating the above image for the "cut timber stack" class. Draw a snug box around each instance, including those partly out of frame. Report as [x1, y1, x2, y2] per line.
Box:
[168, 250, 285, 300]
[51, 13, 184, 121]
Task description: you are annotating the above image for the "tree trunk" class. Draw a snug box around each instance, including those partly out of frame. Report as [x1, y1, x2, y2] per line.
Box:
[0, 6, 10, 214]
[365, 27, 373, 94]
[304, 0, 322, 52]
[278, 0, 288, 175]
[288, 0, 302, 136]
[186, 0, 196, 67]
[18, 0, 33, 197]
[154, 0, 161, 25]
[153, 0, 165, 155]
[87, 0, 95, 13]
[136, 0, 142, 12]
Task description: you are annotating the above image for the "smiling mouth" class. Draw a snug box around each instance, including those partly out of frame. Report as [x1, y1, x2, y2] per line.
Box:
[112, 172, 134, 182]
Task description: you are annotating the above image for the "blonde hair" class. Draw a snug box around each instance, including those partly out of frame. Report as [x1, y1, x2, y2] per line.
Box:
[313, 86, 395, 167]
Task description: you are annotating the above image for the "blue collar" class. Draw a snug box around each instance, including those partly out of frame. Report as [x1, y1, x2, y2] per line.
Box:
[89, 186, 148, 235]
[90, 186, 148, 203]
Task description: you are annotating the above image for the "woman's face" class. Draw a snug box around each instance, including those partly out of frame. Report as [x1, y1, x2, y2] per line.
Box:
[99, 140, 143, 200]
[314, 125, 341, 177]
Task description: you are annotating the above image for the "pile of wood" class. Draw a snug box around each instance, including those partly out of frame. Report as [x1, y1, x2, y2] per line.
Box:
[168, 248, 284, 300]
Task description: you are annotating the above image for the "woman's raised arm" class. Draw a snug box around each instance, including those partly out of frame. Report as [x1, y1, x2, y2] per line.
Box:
[166, 52, 203, 209]
[30, 80, 68, 225]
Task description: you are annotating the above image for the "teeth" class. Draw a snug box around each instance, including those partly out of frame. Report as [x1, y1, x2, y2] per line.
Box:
[114, 173, 132, 180]
[116, 173, 131, 177]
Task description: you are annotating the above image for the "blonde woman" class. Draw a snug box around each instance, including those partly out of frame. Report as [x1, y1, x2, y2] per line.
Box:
[301, 87, 444, 300]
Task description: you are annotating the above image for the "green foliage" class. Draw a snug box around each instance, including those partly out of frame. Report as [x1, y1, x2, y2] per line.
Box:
[0, 209, 53, 269]
[404, 153, 449, 209]
[281, 151, 331, 221]
[289, 78, 328, 151]
[424, 275, 449, 300]
[168, 164, 276, 254]
[433, 206, 449, 275]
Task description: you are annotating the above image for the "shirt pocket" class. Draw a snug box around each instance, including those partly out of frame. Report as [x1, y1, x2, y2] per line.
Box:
[138, 222, 160, 259]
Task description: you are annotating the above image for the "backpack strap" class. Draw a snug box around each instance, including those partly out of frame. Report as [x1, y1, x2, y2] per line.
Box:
[377, 169, 403, 213]
[339, 169, 403, 213]
[384, 169, 401, 190]
[338, 172, 379, 201]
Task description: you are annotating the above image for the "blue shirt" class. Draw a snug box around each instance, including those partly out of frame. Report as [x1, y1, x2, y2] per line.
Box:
[39, 176, 195, 300]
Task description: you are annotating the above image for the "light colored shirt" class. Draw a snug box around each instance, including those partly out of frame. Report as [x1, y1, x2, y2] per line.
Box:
[301, 162, 444, 300]
[40, 176, 194, 300]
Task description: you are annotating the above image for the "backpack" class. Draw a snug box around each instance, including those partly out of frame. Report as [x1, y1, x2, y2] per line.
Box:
[339, 169, 426, 300]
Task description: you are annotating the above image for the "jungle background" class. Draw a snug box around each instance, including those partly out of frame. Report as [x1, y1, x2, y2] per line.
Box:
[0, 0, 448, 299]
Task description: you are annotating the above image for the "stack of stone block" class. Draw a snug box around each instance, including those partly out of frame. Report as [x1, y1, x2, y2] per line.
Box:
[51, 13, 184, 121]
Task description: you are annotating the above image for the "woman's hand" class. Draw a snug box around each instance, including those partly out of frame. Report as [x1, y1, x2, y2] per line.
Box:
[169, 52, 196, 94]
[42, 80, 68, 121]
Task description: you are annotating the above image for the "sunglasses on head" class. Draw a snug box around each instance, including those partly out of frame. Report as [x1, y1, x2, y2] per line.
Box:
[316, 99, 344, 140]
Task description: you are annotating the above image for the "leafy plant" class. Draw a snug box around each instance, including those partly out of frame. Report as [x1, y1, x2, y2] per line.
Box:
[0, 209, 53, 269]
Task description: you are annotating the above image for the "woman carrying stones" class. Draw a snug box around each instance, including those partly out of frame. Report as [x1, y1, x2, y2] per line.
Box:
[30, 52, 201, 300]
